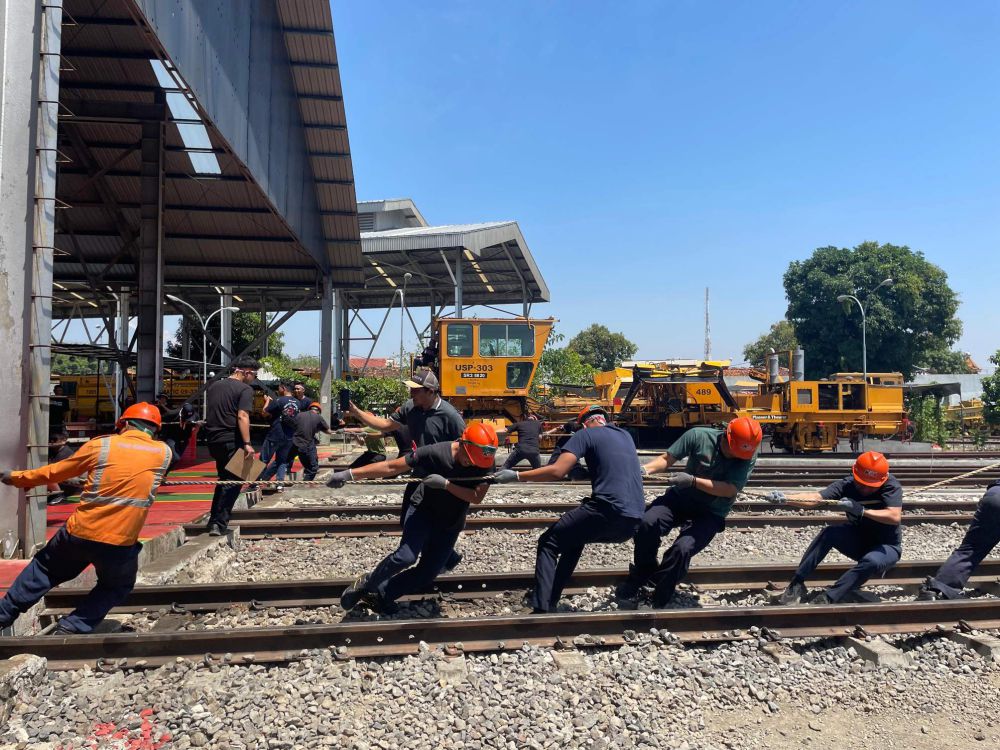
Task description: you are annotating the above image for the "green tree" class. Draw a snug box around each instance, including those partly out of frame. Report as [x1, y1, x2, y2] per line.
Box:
[566, 324, 638, 371]
[51, 354, 96, 375]
[784, 241, 963, 379]
[916, 349, 974, 374]
[531, 331, 598, 397]
[166, 312, 285, 362]
[981, 351, 1000, 427]
[742, 320, 799, 368]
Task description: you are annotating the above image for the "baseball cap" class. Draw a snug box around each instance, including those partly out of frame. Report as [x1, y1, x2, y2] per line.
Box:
[404, 369, 440, 391]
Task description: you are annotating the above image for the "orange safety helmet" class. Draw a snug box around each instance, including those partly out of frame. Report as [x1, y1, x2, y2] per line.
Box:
[853, 451, 889, 487]
[116, 402, 162, 430]
[309, 402, 322, 410]
[724, 416, 763, 460]
[576, 404, 608, 425]
[460, 422, 499, 469]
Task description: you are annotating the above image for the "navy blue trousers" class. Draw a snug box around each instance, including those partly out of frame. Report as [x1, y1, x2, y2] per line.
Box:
[791, 523, 901, 602]
[0, 526, 140, 633]
[503, 448, 541, 470]
[260, 434, 292, 481]
[208, 441, 244, 530]
[365, 503, 464, 604]
[628, 489, 726, 606]
[532, 499, 640, 612]
[280, 443, 320, 481]
[926, 484, 1000, 598]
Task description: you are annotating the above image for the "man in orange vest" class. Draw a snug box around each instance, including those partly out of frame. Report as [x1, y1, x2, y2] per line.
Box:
[0, 403, 172, 635]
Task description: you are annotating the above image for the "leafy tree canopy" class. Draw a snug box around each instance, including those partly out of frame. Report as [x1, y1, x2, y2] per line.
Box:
[566, 324, 638, 372]
[784, 241, 962, 379]
[166, 312, 284, 362]
[742, 320, 799, 368]
[981, 351, 1000, 426]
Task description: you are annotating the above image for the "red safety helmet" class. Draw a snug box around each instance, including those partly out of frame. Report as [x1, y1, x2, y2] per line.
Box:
[853, 451, 889, 488]
[576, 404, 608, 425]
[116, 402, 162, 430]
[724, 416, 763, 460]
[460, 422, 499, 469]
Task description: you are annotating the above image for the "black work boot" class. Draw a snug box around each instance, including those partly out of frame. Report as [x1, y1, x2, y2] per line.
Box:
[776, 581, 807, 606]
[809, 591, 833, 605]
[340, 574, 371, 612]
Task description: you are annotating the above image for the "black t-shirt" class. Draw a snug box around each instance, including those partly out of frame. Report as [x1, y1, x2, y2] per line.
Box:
[49, 396, 70, 426]
[509, 420, 543, 453]
[203, 378, 254, 444]
[404, 442, 490, 528]
[562, 425, 645, 519]
[391, 397, 465, 448]
[392, 425, 415, 457]
[292, 411, 330, 451]
[820, 474, 904, 546]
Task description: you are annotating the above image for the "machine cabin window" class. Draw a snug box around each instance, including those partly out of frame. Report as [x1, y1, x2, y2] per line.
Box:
[480, 324, 534, 357]
[817, 383, 839, 410]
[507, 362, 534, 389]
[796, 389, 813, 405]
[446, 324, 474, 357]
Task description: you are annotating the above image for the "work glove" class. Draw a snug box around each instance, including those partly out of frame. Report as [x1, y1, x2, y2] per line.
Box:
[639, 465, 649, 477]
[665, 472, 695, 489]
[837, 499, 865, 522]
[325, 469, 353, 489]
[422, 474, 448, 490]
[490, 469, 520, 484]
[766, 490, 787, 505]
[0, 470, 12, 486]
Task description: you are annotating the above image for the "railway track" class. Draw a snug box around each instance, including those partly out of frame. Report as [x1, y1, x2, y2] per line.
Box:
[195, 512, 978, 538]
[40, 559, 1000, 615]
[230, 499, 984, 519]
[7, 598, 1000, 670]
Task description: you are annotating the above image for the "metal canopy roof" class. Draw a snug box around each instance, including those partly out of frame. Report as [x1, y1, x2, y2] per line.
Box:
[356, 220, 550, 309]
[52, 0, 362, 319]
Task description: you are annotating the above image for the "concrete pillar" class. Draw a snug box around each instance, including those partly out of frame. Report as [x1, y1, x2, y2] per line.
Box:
[319, 275, 334, 443]
[0, 0, 44, 556]
[454, 248, 464, 317]
[220, 287, 233, 365]
[340, 298, 350, 376]
[135, 111, 164, 402]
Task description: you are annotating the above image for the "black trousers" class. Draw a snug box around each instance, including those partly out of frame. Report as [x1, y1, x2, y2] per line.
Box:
[927, 484, 1000, 598]
[791, 524, 901, 602]
[532, 499, 640, 612]
[281, 443, 320, 480]
[350, 451, 387, 470]
[208, 441, 243, 530]
[503, 447, 541, 470]
[627, 489, 726, 606]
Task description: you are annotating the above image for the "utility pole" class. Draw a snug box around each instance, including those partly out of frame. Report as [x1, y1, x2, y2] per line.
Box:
[704, 287, 711, 360]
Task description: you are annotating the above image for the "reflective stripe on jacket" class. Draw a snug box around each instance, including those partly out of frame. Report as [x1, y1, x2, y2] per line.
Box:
[10, 429, 173, 546]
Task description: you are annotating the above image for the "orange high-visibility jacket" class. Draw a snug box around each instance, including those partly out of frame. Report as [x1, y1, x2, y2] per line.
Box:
[9, 429, 173, 546]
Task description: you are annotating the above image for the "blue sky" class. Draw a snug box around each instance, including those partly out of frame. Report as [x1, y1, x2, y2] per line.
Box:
[238, 2, 1000, 368]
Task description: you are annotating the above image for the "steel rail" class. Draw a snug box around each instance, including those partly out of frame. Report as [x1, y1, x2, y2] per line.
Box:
[229, 500, 983, 520]
[8, 598, 1000, 670]
[192, 512, 978, 538]
[39, 559, 1000, 615]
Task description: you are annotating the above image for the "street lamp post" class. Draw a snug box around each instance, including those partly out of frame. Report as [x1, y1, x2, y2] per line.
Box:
[836, 277, 893, 385]
[167, 294, 239, 417]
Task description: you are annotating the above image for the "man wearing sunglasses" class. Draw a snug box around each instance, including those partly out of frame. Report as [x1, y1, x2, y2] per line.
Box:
[492, 405, 645, 613]
[201, 357, 259, 536]
[329, 423, 498, 615]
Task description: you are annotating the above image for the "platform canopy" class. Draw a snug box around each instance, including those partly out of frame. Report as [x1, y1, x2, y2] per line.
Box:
[52, 0, 364, 319]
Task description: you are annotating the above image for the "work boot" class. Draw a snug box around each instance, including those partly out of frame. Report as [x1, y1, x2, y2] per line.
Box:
[207, 524, 223, 537]
[50, 624, 76, 636]
[776, 581, 807, 606]
[443, 550, 463, 573]
[340, 574, 371, 612]
[809, 591, 834, 605]
[46, 492, 66, 506]
[368, 594, 399, 616]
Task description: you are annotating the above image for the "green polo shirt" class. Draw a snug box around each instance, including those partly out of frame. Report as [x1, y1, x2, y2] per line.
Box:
[666, 426, 757, 517]
[363, 428, 386, 454]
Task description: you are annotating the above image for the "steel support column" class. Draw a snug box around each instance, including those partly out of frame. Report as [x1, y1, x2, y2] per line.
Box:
[340, 297, 350, 376]
[135, 109, 164, 402]
[319, 276, 334, 444]
[332, 288, 343, 380]
[454, 248, 464, 317]
[260, 295, 268, 358]
[220, 287, 233, 366]
[115, 292, 130, 417]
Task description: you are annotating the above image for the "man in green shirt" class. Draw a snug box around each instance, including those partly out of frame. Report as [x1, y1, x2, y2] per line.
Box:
[349, 428, 388, 469]
[616, 417, 762, 608]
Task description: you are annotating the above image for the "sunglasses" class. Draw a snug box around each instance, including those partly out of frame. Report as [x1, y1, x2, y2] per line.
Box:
[461, 439, 498, 456]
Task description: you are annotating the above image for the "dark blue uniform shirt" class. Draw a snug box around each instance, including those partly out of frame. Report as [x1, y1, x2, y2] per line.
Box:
[562, 425, 644, 519]
[820, 474, 904, 546]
